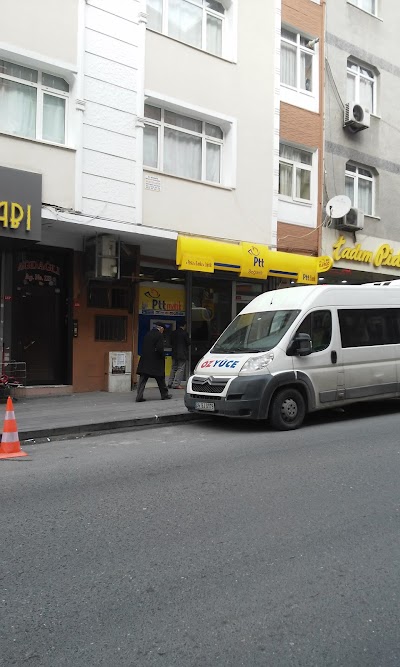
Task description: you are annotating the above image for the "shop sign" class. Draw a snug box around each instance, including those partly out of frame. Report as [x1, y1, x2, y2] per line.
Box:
[299, 271, 318, 285]
[333, 236, 400, 270]
[179, 254, 214, 273]
[139, 284, 185, 316]
[176, 235, 333, 284]
[239, 243, 269, 280]
[0, 166, 42, 242]
[17, 260, 61, 288]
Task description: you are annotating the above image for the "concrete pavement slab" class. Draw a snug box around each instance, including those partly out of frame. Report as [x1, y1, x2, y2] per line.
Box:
[2, 388, 199, 441]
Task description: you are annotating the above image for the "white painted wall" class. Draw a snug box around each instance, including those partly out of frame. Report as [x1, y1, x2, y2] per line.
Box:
[143, 0, 279, 246]
[0, 0, 78, 210]
[1, 0, 78, 64]
[80, 0, 141, 224]
[0, 136, 75, 209]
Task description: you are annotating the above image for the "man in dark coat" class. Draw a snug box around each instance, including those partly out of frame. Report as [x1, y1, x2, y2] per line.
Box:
[168, 321, 191, 389]
[136, 325, 171, 402]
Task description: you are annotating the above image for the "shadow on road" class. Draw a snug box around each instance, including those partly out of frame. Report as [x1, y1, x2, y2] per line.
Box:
[196, 399, 400, 435]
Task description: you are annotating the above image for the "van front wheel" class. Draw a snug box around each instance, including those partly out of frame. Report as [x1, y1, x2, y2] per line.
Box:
[269, 388, 306, 431]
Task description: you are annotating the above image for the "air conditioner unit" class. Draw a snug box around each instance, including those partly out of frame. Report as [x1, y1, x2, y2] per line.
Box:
[85, 234, 120, 279]
[344, 102, 370, 132]
[332, 207, 364, 232]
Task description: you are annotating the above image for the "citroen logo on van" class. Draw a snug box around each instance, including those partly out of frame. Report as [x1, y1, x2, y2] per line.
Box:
[198, 376, 213, 385]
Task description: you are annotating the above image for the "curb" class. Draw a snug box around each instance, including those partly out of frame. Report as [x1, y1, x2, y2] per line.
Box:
[19, 411, 202, 443]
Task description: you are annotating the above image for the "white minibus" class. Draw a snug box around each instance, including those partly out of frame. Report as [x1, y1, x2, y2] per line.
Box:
[185, 282, 400, 429]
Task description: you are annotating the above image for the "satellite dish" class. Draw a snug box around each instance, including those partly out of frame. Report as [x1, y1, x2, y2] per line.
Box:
[326, 195, 351, 219]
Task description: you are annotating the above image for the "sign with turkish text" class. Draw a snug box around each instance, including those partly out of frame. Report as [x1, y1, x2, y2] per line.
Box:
[16, 259, 60, 288]
[0, 166, 42, 242]
[333, 235, 400, 270]
[179, 254, 214, 272]
[239, 243, 269, 280]
[139, 283, 185, 316]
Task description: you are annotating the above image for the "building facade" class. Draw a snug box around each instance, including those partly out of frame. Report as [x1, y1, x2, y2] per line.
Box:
[0, 0, 144, 392]
[139, 0, 280, 375]
[322, 0, 400, 284]
[1, 0, 332, 394]
[278, 0, 325, 260]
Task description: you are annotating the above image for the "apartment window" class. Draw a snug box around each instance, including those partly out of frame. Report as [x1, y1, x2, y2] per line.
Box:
[281, 28, 314, 93]
[347, 60, 375, 112]
[144, 104, 223, 183]
[0, 60, 69, 144]
[279, 144, 312, 202]
[345, 163, 374, 215]
[348, 0, 377, 16]
[147, 0, 226, 57]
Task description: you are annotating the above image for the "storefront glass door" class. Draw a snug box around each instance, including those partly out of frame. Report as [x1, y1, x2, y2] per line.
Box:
[235, 282, 263, 315]
[191, 277, 232, 371]
[13, 247, 71, 385]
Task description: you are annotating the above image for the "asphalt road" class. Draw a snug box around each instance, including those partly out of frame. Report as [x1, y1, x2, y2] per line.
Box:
[1, 403, 400, 666]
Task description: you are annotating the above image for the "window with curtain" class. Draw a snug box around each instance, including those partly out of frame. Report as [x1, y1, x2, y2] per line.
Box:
[144, 104, 223, 183]
[345, 163, 374, 215]
[0, 60, 69, 144]
[279, 144, 312, 202]
[348, 0, 377, 16]
[146, 0, 226, 57]
[347, 60, 375, 112]
[280, 28, 314, 93]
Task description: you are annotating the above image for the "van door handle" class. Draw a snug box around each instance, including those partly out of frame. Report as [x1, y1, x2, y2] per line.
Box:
[331, 351, 337, 364]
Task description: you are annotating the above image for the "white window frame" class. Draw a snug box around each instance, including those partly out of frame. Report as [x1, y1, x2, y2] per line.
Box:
[147, 0, 232, 59]
[144, 105, 224, 184]
[348, 0, 378, 17]
[279, 143, 313, 205]
[0, 61, 69, 145]
[347, 59, 376, 113]
[345, 163, 375, 215]
[280, 28, 315, 96]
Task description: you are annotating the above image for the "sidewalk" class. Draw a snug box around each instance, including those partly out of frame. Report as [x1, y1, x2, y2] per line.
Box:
[7, 388, 201, 442]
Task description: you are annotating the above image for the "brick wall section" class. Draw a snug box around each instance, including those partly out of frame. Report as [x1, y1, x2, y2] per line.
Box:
[279, 0, 325, 258]
[282, 0, 323, 37]
[277, 222, 319, 255]
[280, 103, 321, 148]
[72, 253, 134, 393]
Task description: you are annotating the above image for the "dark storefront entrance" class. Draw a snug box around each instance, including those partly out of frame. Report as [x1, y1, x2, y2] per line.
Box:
[190, 276, 266, 371]
[12, 247, 72, 385]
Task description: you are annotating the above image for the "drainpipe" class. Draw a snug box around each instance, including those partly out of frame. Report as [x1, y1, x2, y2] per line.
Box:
[74, 0, 87, 213]
[319, 0, 327, 257]
[136, 3, 148, 227]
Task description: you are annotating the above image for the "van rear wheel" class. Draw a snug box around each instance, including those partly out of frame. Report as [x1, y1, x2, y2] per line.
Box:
[270, 388, 306, 431]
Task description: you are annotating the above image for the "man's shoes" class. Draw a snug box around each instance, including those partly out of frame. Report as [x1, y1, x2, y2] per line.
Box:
[162, 394, 172, 400]
[136, 398, 146, 402]
[176, 385, 185, 389]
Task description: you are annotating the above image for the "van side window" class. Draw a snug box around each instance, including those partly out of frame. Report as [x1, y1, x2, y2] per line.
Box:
[338, 309, 397, 348]
[296, 310, 332, 352]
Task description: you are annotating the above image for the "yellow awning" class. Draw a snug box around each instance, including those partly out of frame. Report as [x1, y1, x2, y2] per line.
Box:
[176, 235, 333, 285]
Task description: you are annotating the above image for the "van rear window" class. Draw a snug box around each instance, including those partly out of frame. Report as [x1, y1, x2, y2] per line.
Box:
[338, 308, 398, 347]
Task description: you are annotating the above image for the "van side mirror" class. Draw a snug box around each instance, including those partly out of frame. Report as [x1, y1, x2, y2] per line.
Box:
[287, 333, 312, 357]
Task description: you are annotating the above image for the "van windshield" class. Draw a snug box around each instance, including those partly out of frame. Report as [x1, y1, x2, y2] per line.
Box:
[212, 310, 300, 353]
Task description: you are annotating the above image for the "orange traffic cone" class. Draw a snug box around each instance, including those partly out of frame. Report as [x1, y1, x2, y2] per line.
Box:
[0, 397, 28, 459]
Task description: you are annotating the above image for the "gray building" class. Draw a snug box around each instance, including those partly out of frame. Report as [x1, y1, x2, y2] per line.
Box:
[322, 0, 400, 283]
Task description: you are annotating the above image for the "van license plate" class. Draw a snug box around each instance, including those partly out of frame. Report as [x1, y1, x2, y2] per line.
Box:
[195, 401, 215, 412]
